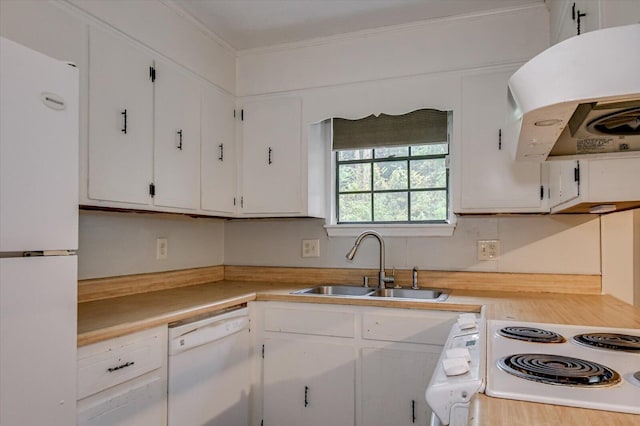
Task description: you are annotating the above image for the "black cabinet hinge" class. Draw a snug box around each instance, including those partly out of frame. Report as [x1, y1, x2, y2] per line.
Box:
[149, 183, 156, 198]
[262, 344, 264, 359]
[574, 162, 580, 184]
[149, 66, 156, 82]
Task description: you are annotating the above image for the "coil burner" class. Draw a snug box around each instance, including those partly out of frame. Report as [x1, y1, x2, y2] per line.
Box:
[572, 333, 640, 353]
[498, 353, 621, 387]
[498, 326, 566, 343]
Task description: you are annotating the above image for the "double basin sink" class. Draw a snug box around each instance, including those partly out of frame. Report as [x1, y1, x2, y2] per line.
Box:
[292, 285, 448, 302]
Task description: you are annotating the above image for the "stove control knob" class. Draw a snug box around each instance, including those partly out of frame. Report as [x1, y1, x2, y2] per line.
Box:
[446, 347, 471, 362]
[457, 313, 476, 330]
[442, 357, 470, 376]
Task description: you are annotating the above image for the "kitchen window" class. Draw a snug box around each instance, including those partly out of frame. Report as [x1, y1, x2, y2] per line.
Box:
[326, 109, 455, 236]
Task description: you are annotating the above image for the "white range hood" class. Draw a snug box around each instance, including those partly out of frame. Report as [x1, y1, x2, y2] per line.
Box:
[508, 24, 640, 162]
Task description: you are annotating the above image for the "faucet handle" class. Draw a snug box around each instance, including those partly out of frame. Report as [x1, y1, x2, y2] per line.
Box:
[363, 276, 370, 288]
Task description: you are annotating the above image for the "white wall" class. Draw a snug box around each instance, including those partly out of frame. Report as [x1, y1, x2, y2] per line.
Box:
[227, 3, 607, 276]
[601, 209, 640, 306]
[236, 4, 548, 96]
[78, 211, 224, 280]
[224, 215, 601, 275]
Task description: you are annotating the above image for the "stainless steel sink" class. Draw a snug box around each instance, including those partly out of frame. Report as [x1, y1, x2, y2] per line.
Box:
[291, 285, 447, 301]
[369, 288, 448, 301]
[292, 285, 375, 296]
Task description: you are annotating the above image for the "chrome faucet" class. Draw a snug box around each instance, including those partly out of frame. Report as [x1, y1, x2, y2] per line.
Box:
[345, 230, 394, 289]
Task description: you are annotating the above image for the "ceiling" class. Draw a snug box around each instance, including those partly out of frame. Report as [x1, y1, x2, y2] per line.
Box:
[170, 0, 544, 50]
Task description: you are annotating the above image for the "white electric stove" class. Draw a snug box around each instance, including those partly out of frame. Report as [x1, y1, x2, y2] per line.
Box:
[486, 320, 640, 415]
[426, 311, 486, 426]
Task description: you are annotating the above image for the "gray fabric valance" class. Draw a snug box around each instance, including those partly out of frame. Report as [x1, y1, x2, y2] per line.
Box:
[332, 108, 448, 150]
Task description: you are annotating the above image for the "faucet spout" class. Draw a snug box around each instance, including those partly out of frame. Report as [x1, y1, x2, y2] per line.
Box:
[345, 230, 394, 289]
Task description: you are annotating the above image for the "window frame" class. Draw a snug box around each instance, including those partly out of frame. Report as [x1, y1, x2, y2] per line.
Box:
[335, 146, 450, 224]
[324, 120, 457, 237]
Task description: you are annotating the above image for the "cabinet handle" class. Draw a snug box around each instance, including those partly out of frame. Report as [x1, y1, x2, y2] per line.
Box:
[576, 10, 586, 35]
[121, 109, 127, 134]
[218, 143, 224, 161]
[304, 385, 309, 407]
[107, 361, 134, 372]
[177, 129, 183, 151]
[412, 399, 416, 423]
[268, 147, 273, 165]
[498, 128, 502, 150]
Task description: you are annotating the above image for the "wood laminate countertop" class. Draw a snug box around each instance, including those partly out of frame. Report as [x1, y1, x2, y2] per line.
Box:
[77, 280, 640, 425]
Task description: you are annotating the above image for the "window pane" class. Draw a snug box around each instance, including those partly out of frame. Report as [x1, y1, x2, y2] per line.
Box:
[374, 147, 409, 159]
[338, 163, 371, 192]
[373, 161, 407, 190]
[339, 193, 372, 222]
[411, 190, 447, 221]
[337, 149, 372, 161]
[410, 158, 446, 189]
[374, 192, 408, 221]
[411, 144, 448, 156]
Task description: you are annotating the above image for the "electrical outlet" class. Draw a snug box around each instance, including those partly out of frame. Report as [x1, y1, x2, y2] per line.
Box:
[477, 240, 500, 261]
[156, 237, 168, 260]
[302, 239, 320, 258]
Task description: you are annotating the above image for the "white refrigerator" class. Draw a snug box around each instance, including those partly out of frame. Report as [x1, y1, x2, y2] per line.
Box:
[0, 37, 79, 425]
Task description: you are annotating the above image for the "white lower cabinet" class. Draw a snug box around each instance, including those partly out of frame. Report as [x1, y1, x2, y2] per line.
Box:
[252, 302, 458, 426]
[361, 348, 440, 426]
[77, 326, 168, 426]
[263, 338, 356, 426]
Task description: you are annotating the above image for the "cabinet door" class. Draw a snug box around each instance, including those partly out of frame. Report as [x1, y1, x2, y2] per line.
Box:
[459, 70, 544, 212]
[153, 59, 200, 210]
[263, 338, 355, 426]
[88, 26, 154, 205]
[241, 97, 302, 214]
[548, 160, 580, 209]
[361, 348, 440, 426]
[201, 85, 236, 214]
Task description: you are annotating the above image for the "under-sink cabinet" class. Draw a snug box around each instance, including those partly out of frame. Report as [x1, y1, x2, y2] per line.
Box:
[250, 301, 459, 426]
[76, 325, 168, 426]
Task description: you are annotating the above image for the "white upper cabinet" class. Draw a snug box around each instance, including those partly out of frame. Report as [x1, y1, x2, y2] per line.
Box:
[88, 26, 154, 206]
[549, 0, 640, 45]
[240, 97, 302, 215]
[87, 26, 213, 213]
[457, 69, 546, 213]
[201, 86, 236, 215]
[548, 157, 640, 213]
[153, 59, 200, 210]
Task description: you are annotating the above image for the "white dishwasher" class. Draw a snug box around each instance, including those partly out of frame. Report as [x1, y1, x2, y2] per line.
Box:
[168, 306, 250, 426]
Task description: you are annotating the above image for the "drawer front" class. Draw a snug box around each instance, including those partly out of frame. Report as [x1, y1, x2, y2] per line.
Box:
[77, 372, 165, 426]
[264, 307, 355, 338]
[362, 311, 457, 345]
[78, 327, 165, 400]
